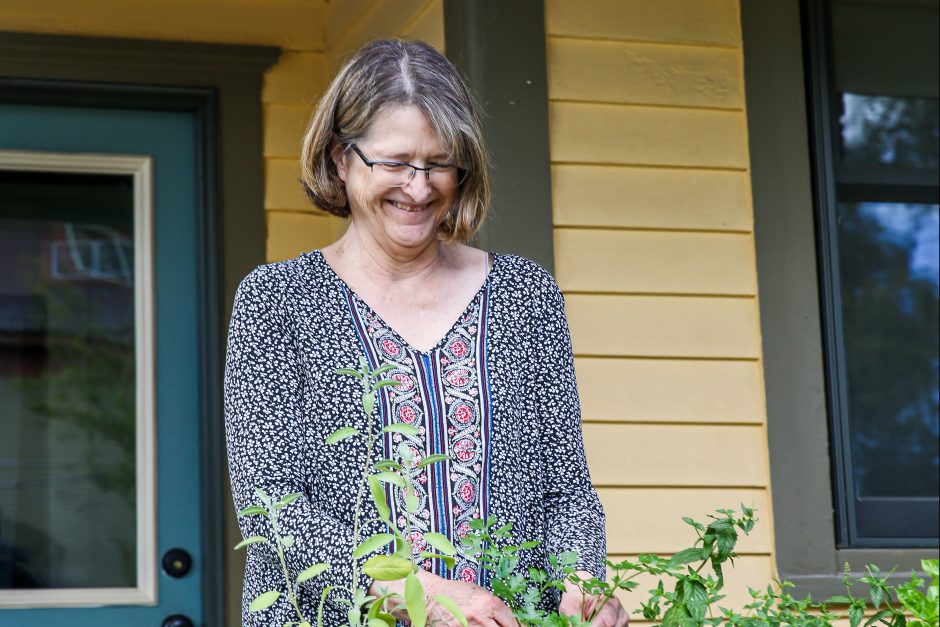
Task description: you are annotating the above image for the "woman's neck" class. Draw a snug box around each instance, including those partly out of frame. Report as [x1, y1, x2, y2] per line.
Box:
[323, 222, 456, 288]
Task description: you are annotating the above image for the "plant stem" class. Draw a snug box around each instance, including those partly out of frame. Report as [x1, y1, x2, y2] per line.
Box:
[271, 509, 305, 622]
[351, 396, 380, 595]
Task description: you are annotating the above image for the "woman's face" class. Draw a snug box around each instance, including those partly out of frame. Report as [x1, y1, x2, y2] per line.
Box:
[336, 104, 458, 255]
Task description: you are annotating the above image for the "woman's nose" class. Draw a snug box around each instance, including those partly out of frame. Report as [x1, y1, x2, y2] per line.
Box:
[401, 170, 433, 202]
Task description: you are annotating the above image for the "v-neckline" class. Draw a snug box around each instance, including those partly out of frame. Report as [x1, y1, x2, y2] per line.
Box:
[314, 249, 497, 355]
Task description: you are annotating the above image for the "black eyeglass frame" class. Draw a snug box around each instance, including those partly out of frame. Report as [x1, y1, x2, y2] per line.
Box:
[347, 143, 468, 187]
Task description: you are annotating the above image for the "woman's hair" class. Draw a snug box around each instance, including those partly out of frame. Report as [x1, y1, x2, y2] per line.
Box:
[300, 39, 490, 243]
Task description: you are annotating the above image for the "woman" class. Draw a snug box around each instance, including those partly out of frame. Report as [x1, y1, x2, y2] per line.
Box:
[225, 39, 628, 626]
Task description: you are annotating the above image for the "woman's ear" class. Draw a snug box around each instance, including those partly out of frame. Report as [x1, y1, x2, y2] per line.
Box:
[330, 139, 349, 183]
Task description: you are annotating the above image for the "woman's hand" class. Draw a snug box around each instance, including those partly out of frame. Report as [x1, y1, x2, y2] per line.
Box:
[558, 571, 630, 626]
[369, 569, 517, 626]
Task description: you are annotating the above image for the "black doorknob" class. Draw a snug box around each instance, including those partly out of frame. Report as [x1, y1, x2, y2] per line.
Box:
[161, 614, 194, 627]
[161, 548, 193, 578]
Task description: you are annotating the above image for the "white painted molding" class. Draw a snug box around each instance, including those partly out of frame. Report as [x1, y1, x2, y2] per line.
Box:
[0, 150, 158, 609]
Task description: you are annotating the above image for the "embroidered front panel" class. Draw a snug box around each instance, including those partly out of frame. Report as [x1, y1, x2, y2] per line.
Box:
[344, 287, 492, 586]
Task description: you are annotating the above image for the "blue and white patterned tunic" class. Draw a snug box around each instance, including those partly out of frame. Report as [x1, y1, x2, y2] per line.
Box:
[224, 250, 605, 626]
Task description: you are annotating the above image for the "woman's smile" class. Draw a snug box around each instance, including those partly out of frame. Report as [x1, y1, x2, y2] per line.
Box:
[387, 199, 430, 213]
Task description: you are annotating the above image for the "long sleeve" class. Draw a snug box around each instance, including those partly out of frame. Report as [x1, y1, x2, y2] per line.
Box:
[525, 271, 607, 581]
[224, 265, 371, 624]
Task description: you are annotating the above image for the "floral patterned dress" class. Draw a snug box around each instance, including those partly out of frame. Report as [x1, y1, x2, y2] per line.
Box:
[224, 250, 605, 626]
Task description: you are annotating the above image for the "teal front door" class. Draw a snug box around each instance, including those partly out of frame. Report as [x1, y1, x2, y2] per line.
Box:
[0, 102, 205, 625]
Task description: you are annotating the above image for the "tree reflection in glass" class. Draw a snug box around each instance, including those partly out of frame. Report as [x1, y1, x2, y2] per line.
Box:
[0, 171, 137, 589]
[840, 94, 939, 170]
[837, 201, 940, 498]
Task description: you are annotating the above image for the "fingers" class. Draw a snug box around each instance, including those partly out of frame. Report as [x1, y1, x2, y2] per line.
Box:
[590, 596, 630, 627]
[484, 594, 517, 627]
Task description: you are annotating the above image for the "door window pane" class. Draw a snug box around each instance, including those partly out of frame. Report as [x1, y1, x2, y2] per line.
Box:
[0, 170, 137, 588]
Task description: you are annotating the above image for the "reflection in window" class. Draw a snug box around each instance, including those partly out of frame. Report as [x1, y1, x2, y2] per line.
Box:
[817, 0, 940, 545]
[837, 202, 939, 498]
[0, 171, 137, 589]
[840, 94, 940, 169]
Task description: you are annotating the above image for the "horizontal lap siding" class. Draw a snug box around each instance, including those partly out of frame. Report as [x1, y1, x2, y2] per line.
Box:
[575, 358, 764, 424]
[545, 0, 774, 615]
[0, 0, 327, 47]
[555, 229, 757, 295]
[584, 423, 767, 487]
[566, 294, 760, 358]
[552, 165, 753, 230]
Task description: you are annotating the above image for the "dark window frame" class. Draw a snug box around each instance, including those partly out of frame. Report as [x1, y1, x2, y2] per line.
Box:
[741, 0, 939, 597]
[805, 0, 939, 548]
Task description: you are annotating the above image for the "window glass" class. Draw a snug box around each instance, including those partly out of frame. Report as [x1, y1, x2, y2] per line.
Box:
[824, 0, 939, 544]
[840, 95, 939, 169]
[0, 170, 137, 588]
[837, 201, 939, 498]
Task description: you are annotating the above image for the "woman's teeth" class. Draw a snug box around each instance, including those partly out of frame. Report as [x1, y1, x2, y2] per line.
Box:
[390, 200, 427, 213]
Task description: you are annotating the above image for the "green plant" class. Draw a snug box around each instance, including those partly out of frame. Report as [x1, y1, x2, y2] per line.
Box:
[234, 358, 466, 627]
[464, 507, 939, 627]
[232, 358, 939, 627]
[460, 506, 758, 625]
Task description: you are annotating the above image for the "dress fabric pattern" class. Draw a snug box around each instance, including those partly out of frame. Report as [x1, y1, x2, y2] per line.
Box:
[345, 282, 492, 586]
[224, 250, 606, 626]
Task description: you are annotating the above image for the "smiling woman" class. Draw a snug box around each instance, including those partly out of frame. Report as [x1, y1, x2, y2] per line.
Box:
[224, 39, 628, 627]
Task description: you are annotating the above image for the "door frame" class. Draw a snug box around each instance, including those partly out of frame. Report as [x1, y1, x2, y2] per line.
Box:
[0, 31, 279, 625]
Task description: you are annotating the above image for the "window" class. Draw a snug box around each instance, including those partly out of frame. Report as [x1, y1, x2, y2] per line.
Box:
[808, 0, 939, 547]
[742, 0, 939, 594]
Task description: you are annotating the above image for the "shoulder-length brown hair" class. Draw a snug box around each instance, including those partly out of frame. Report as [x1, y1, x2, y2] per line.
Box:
[300, 39, 490, 243]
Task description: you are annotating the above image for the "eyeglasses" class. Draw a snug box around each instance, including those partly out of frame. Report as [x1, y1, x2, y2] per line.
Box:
[348, 143, 468, 189]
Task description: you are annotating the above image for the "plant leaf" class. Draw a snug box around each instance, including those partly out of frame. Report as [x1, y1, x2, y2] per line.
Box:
[335, 367, 363, 379]
[248, 590, 281, 612]
[368, 476, 391, 521]
[405, 571, 427, 627]
[422, 532, 457, 556]
[373, 471, 405, 487]
[354, 533, 396, 558]
[417, 454, 450, 469]
[296, 563, 330, 584]
[326, 427, 360, 445]
[372, 364, 397, 377]
[277, 493, 302, 507]
[362, 554, 414, 581]
[668, 547, 706, 568]
[419, 551, 455, 569]
[233, 535, 269, 550]
[238, 505, 267, 517]
[373, 379, 402, 391]
[383, 423, 420, 437]
[432, 594, 468, 627]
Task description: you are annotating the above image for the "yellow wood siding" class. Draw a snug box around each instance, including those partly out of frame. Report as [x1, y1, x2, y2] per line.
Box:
[552, 165, 753, 231]
[575, 358, 765, 424]
[545, 0, 774, 616]
[0, 0, 327, 48]
[555, 230, 757, 295]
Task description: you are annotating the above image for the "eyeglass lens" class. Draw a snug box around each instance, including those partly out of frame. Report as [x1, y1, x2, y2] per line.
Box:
[371, 163, 462, 189]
